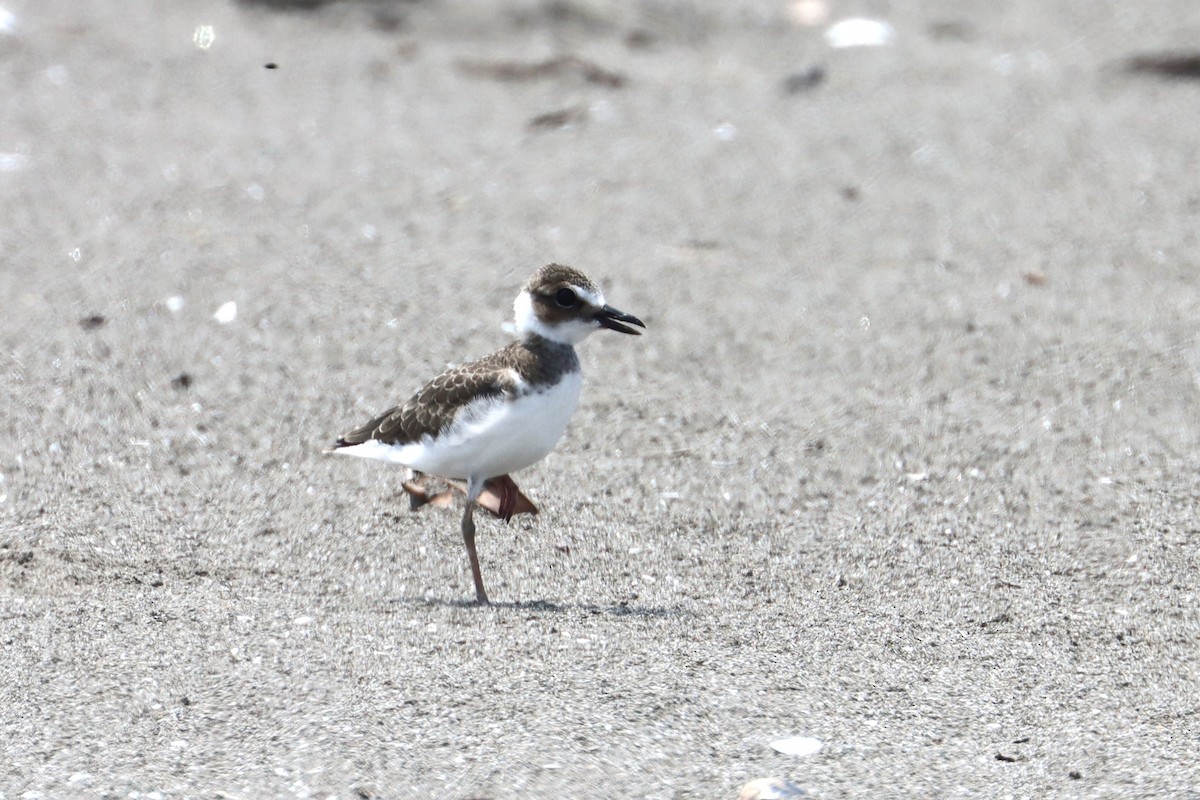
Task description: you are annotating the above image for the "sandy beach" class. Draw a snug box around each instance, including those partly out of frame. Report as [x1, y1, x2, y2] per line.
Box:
[2, 1, 1199, 796]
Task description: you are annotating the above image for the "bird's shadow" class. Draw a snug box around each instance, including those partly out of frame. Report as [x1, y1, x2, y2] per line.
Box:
[393, 595, 685, 619]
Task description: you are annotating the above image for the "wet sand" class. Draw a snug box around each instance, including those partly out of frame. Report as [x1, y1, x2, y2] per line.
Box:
[3, 1, 1199, 796]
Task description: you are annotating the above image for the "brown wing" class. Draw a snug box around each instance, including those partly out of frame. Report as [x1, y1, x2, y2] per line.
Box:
[331, 346, 521, 448]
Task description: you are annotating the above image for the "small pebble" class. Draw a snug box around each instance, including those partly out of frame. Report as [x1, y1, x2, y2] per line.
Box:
[739, 777, 807, 799]
[782, 66, 826, 93]
[79, 313, 106, 331]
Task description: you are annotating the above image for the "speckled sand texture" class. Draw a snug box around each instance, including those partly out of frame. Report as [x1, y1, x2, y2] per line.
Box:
[2, 1, 1199, 797]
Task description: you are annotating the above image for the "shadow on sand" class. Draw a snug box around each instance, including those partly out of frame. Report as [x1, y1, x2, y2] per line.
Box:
[392, 595, 685, 619]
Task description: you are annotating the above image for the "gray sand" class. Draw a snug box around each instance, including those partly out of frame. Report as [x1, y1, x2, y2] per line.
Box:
[2, 1, 1199, 797]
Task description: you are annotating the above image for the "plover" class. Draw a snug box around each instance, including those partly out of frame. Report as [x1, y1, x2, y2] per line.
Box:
[327, 263, 644, 604]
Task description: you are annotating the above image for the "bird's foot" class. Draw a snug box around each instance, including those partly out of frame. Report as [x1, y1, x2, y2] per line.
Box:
[401, 473, 538, 522]
[401, 478, 457, 511]
[483, 474, 539, 522]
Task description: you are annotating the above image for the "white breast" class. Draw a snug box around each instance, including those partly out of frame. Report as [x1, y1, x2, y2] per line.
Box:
[337, 372, 583, 481]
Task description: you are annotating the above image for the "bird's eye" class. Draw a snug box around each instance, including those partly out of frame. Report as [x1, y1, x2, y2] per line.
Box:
[554, 288, 577, 308]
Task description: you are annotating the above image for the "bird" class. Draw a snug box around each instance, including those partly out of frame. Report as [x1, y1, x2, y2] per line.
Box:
[326, 263, 645, 604]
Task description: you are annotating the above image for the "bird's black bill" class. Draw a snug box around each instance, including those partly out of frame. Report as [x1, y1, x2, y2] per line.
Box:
[595, 305, 646, 335]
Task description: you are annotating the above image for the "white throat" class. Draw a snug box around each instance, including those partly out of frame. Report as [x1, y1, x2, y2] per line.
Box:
[513, 290, 602, 346]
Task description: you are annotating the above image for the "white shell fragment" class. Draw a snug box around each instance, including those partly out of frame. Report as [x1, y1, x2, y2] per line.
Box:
[739, 777, 808, 799]
[769, 736, 823, 756]
[824, 18, 895, 48]
[212, 301, 237, 324]
[0, 152, 27, 171]
[193, 25, 215, 49]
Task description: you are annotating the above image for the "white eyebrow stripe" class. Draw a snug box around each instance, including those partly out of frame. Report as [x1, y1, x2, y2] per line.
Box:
[574, 286, 605, 307]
